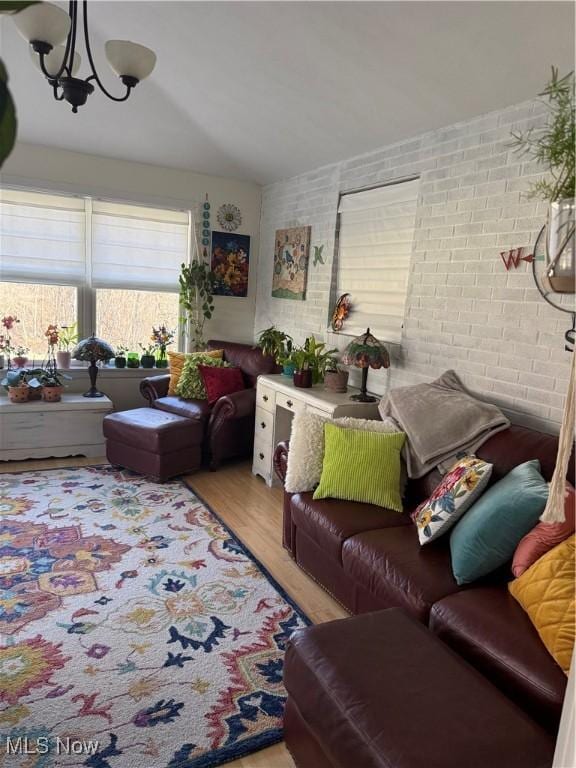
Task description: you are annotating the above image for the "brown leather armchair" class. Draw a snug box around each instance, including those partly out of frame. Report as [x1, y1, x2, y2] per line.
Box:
[140, 340, 278, 470]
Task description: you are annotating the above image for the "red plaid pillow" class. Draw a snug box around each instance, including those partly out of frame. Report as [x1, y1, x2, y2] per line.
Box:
[198, 364, 245, 405]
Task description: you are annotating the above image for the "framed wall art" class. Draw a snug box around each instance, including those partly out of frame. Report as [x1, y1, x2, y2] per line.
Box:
[272, 226, 311, 301]
[211, 231, 250, 297]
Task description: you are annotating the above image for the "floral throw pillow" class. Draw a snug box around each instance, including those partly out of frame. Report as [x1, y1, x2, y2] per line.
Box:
[413, 456, 493, 545]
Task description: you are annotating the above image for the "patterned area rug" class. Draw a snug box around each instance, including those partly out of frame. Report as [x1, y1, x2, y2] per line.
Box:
[0, 466, 309, 768]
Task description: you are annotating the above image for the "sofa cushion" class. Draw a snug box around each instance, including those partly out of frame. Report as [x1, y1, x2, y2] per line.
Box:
[291, 492, 412, 564]
[154, 396, 212, 422]
[342, 526, 461, 621]
[284, 608, 555, 768]
[429, 586, 566, 732]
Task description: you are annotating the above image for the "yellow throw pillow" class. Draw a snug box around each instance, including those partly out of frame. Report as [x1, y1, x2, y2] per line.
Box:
[509, 535, 575, 674]
[167, 349, 223, 395]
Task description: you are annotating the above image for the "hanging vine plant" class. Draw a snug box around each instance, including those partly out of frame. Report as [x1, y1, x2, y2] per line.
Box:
[179, 261, 215, 352]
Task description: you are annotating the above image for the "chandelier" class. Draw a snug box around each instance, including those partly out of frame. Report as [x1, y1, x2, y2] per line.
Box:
[12, 1, 157, 113]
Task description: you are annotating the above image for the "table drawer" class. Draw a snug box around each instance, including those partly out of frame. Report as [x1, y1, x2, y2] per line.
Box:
[276, 391, 303, 414]
[253, 437, 272, 474]
[257, 382, 276, 413]
[255, 406, 274, 442]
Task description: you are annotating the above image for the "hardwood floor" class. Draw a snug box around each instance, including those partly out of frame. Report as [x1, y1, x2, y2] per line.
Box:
[0, 456, 348, 768]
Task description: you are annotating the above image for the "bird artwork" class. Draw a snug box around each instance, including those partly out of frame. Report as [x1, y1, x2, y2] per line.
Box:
[331, 293, 352, 331]
[313, 244, 325, 266]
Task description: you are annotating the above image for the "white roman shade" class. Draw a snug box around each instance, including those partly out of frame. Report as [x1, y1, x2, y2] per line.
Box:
[0, 188, 86, 285]
[337, 178, 419, 344]
[91, 201, 189, 291]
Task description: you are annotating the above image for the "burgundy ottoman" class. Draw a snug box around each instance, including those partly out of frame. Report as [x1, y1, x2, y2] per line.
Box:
[104, 407, 203, 482]
[283, 609, 555, 768]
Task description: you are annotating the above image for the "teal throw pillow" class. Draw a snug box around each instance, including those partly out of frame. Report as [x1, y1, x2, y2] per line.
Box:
[450, 459, 549, 585]
[313, 424, 405, 512]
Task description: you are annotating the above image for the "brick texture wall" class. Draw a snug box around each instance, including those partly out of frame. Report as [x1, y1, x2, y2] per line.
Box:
[255, 100, 574, 433]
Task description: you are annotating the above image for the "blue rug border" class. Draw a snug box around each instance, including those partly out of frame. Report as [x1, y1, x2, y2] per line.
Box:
[0, 463, 311, 768]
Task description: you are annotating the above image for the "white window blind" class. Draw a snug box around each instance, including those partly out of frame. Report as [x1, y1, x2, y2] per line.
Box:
[0, 189, 86, 285]
[91, 201, 190, 291]
[337, 178, 419, 344]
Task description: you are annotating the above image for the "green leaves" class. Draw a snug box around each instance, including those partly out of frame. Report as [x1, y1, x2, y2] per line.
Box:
[179, 260, 216, 350]
[0, 58, 17, 171]
[510, 67, 575, 201]
[0, 3, 39, 170]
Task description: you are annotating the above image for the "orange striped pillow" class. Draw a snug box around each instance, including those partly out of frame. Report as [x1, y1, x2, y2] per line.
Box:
[167, 350, 223, 395]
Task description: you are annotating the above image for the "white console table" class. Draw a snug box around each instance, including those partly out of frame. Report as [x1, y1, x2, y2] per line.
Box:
[252, 374, 380, 486]
[0, 394, 113, 461]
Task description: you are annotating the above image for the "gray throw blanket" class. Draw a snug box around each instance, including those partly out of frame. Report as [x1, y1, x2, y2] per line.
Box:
[379, 370, 510, 478]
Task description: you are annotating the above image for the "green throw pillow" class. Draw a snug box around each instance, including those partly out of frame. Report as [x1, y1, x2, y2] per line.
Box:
[176, 353, 228, 400]
[313, 424, 405, 511]
[450, 459, 549, 585]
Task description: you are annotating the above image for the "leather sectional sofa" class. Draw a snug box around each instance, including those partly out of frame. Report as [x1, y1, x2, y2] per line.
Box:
[274, 424, 573, 763]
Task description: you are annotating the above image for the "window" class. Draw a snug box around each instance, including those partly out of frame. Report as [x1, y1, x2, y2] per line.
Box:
[0, 189, 190, 358]
[96, 289, 180, 351]
[336, 178, 419, 344]
[0, 282, 76, 359]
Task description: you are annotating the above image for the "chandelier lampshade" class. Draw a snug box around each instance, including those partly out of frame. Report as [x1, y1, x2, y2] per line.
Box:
[13, 1, 157, 113]
[105, 40, 157, 83]
[14, 2, 71, 47]
[30, 45, 81, 78]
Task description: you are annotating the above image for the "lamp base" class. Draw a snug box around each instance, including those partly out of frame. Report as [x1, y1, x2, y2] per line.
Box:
[350, 392, 378, 403]
[83, 390, 105, 398]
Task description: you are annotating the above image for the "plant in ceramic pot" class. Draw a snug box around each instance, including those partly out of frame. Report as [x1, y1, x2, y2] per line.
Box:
[323, 356, 349, 393]
[56, 322, 78, 369]
[114, 345, 128, 368]
[151, 325, 175, 368]
[2, 368, 29, 402]
[256, 326, 292, 370]
[278, 339, 295, 376]
[12, 345, 29, 368]
[290, 346, 314, 388]
[304, 335, 337, 385]
[126, 351, 140, 369]
[139, 344, 156, 369]
[39, 369, 67, 403]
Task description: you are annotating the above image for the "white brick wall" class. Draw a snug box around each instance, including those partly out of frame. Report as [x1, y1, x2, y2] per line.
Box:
[255, 100, 574, 434]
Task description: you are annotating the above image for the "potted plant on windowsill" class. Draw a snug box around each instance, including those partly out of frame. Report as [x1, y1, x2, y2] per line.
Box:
[1, 368, 43, 403]
[139, 344, 156, 369]
[127, 351, 140, 369]
[151, 325, 175, 369]
[56, 323, 78, 369]
[38, 370, 68, 402]
[12, 345, 29, 368]
[114, 346, 128, 368]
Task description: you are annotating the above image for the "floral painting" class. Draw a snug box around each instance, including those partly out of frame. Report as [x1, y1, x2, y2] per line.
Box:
[272, 226, 311, 301]
[211, 231, 250, 297]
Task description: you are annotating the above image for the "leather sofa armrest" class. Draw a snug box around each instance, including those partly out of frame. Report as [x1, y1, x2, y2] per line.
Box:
[274, 441, 290, 484]
[209, 387, 257, 425]
[140, 375, 170, 405]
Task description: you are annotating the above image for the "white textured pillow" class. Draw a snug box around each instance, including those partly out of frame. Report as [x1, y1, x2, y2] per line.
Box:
[284, 410, 402, 493]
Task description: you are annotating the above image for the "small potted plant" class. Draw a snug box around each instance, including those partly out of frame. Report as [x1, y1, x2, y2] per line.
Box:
[114, 346, 128, 368]
[12, 345, 29, 368]
[290, 346, 314, 388]
[127, 351, 140, 369]
[56, 323, 78, 369]
[39, 369, 66, 402]
[1, 315, 20, 369]
[304, 335, 337, 385]
[139, 344, 156, 369]
[278, 339, 295, 376]
[2, 369, 29, 403]
[324, 356, 349, 393]
[151, 325, 175, 369]
[256, 326, 292, 368]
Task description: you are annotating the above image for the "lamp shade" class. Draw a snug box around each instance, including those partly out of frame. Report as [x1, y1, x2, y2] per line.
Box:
[105, 40, 156, 81]
[31, 45, 81, 77]
[14, 2, 71, 47]
[342, 328, 389, 369]
[72, 335, 115, 363]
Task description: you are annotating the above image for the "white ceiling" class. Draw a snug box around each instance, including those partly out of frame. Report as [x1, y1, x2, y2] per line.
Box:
[1, 1, 574, 185]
